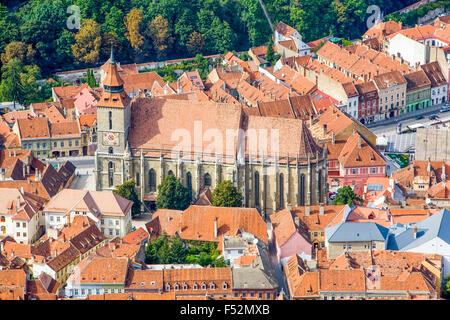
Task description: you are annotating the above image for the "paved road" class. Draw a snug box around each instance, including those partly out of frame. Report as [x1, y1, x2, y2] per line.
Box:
[46, 156, 95, 174]
[370, 107, 450, 137]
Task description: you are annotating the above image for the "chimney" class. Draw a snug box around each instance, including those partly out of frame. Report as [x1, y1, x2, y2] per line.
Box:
[358, 135, 362, 149]
[0, 242, 3, 252]
[214, 217, 218, 238]
[442, 163, 446, 183]
[294, 216, 300, 227]
[22, 165, 26, 178]
[323, 124, 327, 136]
[305, 206, 310, 216]
[413, 225, 417, 239]
[319, 203, 324, 215]
[427, 158, 431, 172]
[331, 131, 335, 145]
[13, 149, 16, 157]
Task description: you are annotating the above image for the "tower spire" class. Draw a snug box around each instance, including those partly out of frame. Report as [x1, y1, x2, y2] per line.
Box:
[110, 47, 116, 65]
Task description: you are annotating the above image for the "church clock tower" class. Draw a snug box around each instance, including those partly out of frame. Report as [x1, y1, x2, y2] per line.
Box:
[95, 49, 132, 190]
[96, 49, 131, 156]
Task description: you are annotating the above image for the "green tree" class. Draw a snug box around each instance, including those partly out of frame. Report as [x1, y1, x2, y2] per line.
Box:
[332, 185, 363, 205]
[0, 58, 25, 107]
[443, 276, 450, 298]
[266, 36, 275, 64]
[156, 175, 191, 210]
[113, 180, 142, 217]
[195, 54, 209, 79]
[169, 236, 188, 263]
[212, 180, 243, 207]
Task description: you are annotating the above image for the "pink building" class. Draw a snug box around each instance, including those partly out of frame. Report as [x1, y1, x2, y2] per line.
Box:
[74, 88, 101, 116]
[327, 133, 386, 190]
[270, 208, 312, 265]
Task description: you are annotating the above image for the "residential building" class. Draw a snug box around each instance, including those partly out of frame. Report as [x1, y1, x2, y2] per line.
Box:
[0, 188, 42, 244]
[274, 22, 311, 57]
[13, 117, 51, 158]
[0, 269, 26, 300]
[373, 71, 407, 119]
[355, 81, 380, 123]
[325, 221, 389, 259]
[270, 208, 312, 264]
[50, 121, 82, 158]
[404, 70, 432, 113]
[420, 61, 447, 105]
[65, 256, 129, 298]
[387, 208, 450, 275]
[326, 132, 386, 188]
[26, 272, 59, 300]
[146, 205, 268, 245]
[42, 189, 133, 239]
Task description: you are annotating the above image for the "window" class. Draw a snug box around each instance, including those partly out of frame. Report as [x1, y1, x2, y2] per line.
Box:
[54, 142, 57, 147]
[372, 243, 376, 249]
[210, 283, 215, 290]
[75, 140, 79, 146]
[22, 223, 26, 228]
[186, 172, 192, 200]
[279, 173, 284, 209]
[267, 292, 270, 299]
[183, 284, 188, 290]
[193, 283, 198, 290]
[109, 229, 113, 236]
[50, 216, 54, 221]
[136, 173, 140, 186]
[116, 230, 119, 236]
[201, 283, 206, 290]
[149, 169, 157, 192]
[343, 244, 346, 249]
[254, 171, 260, 207]
[16, 222, 20, 228]
[352, 168, 356, 174]
[0, 216, 4, 222]
[69, 140, 72, 147]
[37, 143, 40, 149]
[56, 217, 60, 222]
[348, 244, 352, 250]
[299, 174, 305, 206]
[60, 141, 64, 147]
[108, 147, 113, 154]
[109, 111, 112, 130]
[174, 284, 179, 291]
[81, 289, 85, 296]
[259, 292, 263, 299]
[204, 173, 211, 187]
[115, 220, 119, 225]
[372, 168, 376, 174]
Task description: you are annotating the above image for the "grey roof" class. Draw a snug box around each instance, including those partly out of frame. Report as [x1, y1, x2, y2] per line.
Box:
[223, 237, 249, 250]
[388, 208, 450, 251]
[326, 222, 389, 243]
[232, 268, 278, 290]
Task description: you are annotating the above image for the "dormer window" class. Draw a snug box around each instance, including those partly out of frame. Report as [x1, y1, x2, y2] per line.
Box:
[166, 284, 170, 291]
[210, 283, 215, 290]
[193, 283, 198, 290]
[223, 282, 227, 289]
[174, 284, 179, 291]
[201, 283, 206, 290]
[183, 283, 188, 290]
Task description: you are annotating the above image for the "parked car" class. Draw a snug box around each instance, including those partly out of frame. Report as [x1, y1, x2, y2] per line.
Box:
[415, 115, 424, 120]
[440, 106, 449, 113]
[429, 115, 439, 120]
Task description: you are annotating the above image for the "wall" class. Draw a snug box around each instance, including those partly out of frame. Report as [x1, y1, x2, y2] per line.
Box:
[388, 33, 428, 67]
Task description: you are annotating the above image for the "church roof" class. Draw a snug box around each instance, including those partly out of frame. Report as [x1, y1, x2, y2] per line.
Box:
[127, 97, 322, 161]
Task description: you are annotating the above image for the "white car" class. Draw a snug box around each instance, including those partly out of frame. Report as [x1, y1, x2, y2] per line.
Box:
[439, 106, 449, 113]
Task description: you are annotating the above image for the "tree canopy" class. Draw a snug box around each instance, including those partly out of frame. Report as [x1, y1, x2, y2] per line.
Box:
[332, 185, 363, 206]
[112, 180, 142, 217]
[212, 180, 243, 207]
[156, 175, 191, 211]
[0, 0, 421, 77]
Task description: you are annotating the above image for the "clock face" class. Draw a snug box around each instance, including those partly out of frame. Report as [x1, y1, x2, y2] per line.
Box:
[103, 132, 119, 146]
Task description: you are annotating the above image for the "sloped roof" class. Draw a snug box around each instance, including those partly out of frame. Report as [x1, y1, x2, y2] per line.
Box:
[326, 222, 389, 242]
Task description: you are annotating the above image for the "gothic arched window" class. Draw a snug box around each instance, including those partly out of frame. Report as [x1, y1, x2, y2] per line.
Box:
[300, 174, 305, 206]
[149, 169, 156, 192]
[186, 172, 192, 200]
[204, 173, 211, 187]
[279, 173, 284, 209]
[254, 171, 260, 207]
[108, 111, 112, 130]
